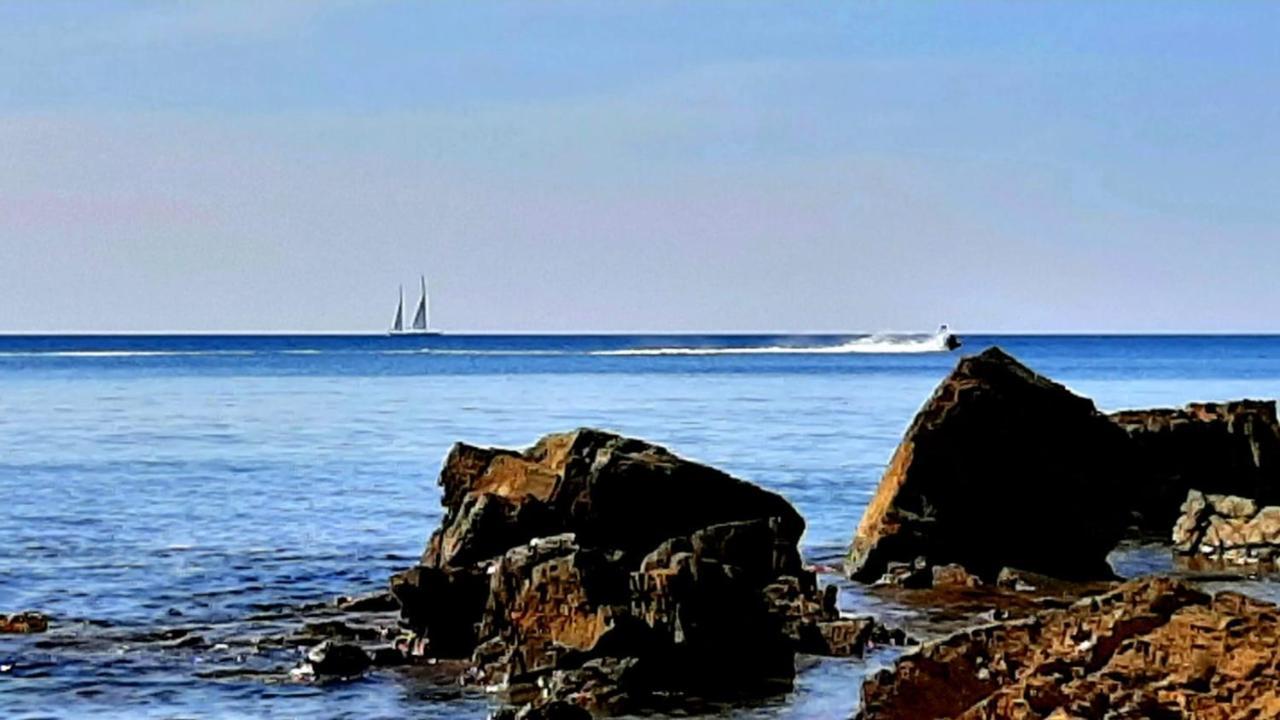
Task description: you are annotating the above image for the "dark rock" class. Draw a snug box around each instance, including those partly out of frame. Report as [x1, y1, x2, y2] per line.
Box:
[390, 429, 877, 716]
[1172, 489, 1280, 569]
[626, 521, 799, 698]
[304, 640, 372, 679]
[420, 429, 804, 571]
[368, 644, 407, 667]
[761, 574, 836, 650]
[335, 590, 399, 613]
[0, 612, 48, 634]
[847, 347, 1132, 582]
[389, 564, 489, 657]
[537, 657, 645, 716]
[1112, 400, 1280, 534]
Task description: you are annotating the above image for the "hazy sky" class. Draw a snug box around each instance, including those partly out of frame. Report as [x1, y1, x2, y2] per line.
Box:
[2, 2, 1277, 333]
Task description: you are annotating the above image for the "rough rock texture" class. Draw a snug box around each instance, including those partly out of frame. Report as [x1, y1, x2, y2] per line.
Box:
[857, 576, 1280, 720]
[419, 429, 804, 571]
[0, 612, 48, 634]
[1173, 489, 1280, 569]
[1112, 400, 1280, 534]
[847, 347, 1132, 582]
[388, 429, 903, 716]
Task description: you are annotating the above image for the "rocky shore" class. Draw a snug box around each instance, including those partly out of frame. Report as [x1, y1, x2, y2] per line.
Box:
[9, 346, 1280, 718]
[387, 428, 909, 717]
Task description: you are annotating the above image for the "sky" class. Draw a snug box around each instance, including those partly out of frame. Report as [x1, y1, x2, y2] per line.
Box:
[1, 1, 1278, 334]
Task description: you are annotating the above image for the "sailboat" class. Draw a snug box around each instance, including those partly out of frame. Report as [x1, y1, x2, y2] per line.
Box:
[389, 276, 442, 336]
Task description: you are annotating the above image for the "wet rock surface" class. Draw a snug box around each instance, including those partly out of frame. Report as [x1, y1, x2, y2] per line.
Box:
[389, 428, 908, 716]
[856, 576, 1280, 720]
[1173, 489, 1280, 570]
[847, 347, 1132, 582]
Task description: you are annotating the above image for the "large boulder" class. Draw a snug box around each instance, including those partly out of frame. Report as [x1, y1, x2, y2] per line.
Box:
[388, 429, 895, 716]
[856, 577, 1280, 720]
[847, 347, 1132, 582]
[1112, 400, 1280, 534]
[420, 429, 805, 570]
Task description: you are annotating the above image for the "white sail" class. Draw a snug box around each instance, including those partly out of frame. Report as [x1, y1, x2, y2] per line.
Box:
[412, 276, 429, 331]
[391, 286, 405, 333]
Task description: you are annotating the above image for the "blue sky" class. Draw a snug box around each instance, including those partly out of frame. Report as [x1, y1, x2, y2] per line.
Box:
[2, 2, 1277, 332]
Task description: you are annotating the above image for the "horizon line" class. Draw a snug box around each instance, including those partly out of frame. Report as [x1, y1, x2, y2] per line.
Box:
[4, 330, 1280, 338]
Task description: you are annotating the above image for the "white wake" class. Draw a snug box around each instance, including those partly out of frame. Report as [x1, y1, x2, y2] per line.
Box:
[592, 332, 953, 357]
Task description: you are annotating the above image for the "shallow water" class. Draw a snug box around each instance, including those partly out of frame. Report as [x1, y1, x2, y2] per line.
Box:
[3, 334, 1280, 718]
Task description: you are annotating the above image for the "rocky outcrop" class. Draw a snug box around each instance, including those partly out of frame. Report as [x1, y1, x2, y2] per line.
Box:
[1112, 401, 1280, 534]
[390, 429, 905, 716]
[847, 347, 1132, 582]
[1173, 489, 1280, 569]
[419, 429, 804, 571]
[857, 576, 1280, 720]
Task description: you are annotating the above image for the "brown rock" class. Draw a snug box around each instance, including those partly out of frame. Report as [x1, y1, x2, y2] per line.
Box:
[392, 429, 900, 716]
[856, 577, 1213, 720]
[932, 563, 983, 588]
[857, 576, 1280, 719]
[847, 347, 1132, 582]
[422, 429, 804, 570]
[0, 612, 48, 634]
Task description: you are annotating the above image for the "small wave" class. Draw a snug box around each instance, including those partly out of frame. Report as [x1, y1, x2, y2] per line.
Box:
[593, 333, 953, 356]
[0, 350, 259, 358]
[378, 349, 571, 356]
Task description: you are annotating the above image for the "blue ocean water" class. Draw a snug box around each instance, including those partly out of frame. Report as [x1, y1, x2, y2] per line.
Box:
[3, 333, 1280, 719]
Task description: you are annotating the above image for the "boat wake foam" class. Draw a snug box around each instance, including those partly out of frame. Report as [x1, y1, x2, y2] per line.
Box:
[592, 332, 954, 356]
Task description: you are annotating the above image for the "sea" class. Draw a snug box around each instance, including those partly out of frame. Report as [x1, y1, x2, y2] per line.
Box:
[3, 333, 1280, 719]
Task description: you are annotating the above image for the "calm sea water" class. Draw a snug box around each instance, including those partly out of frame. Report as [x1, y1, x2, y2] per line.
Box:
[3, 334, 1280, 719]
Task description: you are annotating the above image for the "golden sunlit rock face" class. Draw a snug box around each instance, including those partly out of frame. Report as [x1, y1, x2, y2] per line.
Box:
[857, 577, 1280, 720]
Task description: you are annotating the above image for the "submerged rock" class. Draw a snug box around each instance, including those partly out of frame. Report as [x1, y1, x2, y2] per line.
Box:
[0, 612, 49, 634]
[1173, 489, 1280, 569]
[857, 576, 1280, 719]
[847, 347, 1132, 582]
